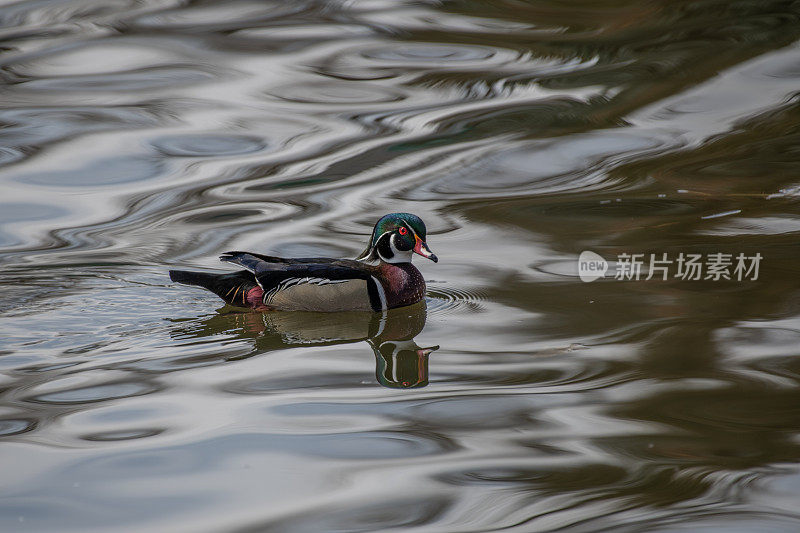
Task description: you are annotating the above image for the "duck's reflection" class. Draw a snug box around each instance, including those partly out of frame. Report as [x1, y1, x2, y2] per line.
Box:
[371, 339, 436, 389]
[172, 302, 438, 388]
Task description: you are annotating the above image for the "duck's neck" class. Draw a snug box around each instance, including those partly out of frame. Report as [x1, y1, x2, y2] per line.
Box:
[378, 261, 426, 308]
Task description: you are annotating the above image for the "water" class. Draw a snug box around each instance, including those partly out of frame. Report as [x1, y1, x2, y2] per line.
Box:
[2, 0, 800, 530]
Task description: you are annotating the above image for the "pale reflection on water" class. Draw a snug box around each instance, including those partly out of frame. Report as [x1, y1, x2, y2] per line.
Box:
[2, 0, 800, 531]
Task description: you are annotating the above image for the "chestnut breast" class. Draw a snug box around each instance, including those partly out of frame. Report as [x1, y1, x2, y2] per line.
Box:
[380, 262, 426, 309]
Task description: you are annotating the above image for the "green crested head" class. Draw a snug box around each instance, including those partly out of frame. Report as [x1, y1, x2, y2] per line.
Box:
[356, 212, 437, 264]
[370, 213, 426, 246]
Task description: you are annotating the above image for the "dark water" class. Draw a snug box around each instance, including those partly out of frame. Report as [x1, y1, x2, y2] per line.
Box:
[2, 0, 800, 531]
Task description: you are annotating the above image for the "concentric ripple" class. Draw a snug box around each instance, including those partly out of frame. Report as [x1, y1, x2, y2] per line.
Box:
[268, 81, 405, 105]
[362, 43, 497, 64]
[0, 418, 36, 437]
[151, 134, 267, 157]
[426, 285, 488, 315]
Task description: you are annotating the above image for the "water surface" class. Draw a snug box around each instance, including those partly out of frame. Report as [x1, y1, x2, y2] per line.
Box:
[2, 0, 800, 531]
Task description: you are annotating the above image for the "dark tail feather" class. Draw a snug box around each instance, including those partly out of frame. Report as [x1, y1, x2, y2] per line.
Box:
[169, 270, 216, 287]
[169, 269, 257, 307]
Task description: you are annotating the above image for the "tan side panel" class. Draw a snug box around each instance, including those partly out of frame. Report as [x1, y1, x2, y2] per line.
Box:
[268, 279, 373, 312]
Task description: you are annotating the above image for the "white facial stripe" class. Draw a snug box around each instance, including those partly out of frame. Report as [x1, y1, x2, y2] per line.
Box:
[401, 221, 420, 241]
[375, 230, 392, 243]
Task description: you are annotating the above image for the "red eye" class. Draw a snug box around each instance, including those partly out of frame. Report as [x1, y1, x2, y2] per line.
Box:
[398, 227, 408, 235]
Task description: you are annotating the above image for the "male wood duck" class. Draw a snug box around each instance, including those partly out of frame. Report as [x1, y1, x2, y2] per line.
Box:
[169, 212, 437, 312]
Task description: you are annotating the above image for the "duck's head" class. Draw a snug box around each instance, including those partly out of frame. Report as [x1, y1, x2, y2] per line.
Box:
[356, 212, 438, 264]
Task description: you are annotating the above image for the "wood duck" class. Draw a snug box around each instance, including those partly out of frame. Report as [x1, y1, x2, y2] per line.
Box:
[169, 212, 438, 312]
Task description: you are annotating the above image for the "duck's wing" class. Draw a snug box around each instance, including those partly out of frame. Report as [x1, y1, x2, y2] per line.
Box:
[220, 251, 339, 265]
[219, 252, 385, 311]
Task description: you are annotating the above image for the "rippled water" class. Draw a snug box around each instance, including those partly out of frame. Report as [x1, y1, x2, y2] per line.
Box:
[2, 0, 800, 531]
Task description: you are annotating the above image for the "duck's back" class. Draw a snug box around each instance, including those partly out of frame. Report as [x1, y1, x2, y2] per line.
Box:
[221, 252, 386, 312]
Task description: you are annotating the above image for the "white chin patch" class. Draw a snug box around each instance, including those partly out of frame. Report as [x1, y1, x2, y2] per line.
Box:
[381, 234, 413, 264]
